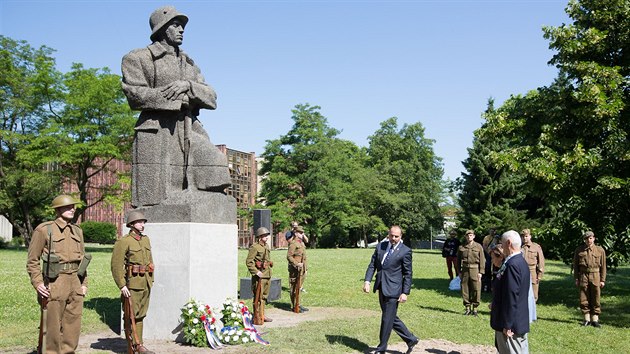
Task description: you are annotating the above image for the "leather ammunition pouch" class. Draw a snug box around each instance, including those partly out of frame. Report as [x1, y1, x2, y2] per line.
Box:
[77, 253, 92, 277]
[127, 263, 154, 276]
[255, 261, 273, 270]
[42, 253, 61, 280]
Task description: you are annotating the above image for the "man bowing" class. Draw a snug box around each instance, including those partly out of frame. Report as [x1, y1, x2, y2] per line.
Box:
[363, 226, 419, 354]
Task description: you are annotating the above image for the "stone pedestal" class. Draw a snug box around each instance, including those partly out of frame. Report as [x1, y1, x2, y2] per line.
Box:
[141, 222, 238, 340]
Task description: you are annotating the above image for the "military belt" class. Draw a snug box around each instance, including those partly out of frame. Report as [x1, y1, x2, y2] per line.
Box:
[580, 267, 600, 273]
[127, 264, 153, 276]
[255, 261, 273, 270]
[60, 262, 80, 272]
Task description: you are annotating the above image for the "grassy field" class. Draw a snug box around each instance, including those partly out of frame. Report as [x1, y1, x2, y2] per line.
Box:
[2, 246, 629, 353]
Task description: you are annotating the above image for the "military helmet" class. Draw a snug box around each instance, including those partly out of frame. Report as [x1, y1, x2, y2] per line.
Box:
[583, 231, 595, 239]
[255, 227, 270, 238]
[149, 5, 189, 41]
[51, 195, 78, 209]
[126, 210, 147, 227]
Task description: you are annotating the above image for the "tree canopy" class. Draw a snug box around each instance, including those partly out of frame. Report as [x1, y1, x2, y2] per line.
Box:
[260, 104, 444, 247]
[456, 0, 630, 266]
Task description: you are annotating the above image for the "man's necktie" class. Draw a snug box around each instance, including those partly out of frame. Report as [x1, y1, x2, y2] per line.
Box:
[383, 247, 394, 265]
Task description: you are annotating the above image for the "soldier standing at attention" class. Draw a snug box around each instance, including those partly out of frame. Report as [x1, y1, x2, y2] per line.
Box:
[442, 230, 461, 280]
[27, 195, 89, 354]
[287, 226, 308, 312]
[458, 229, 485, 316]
[111, 210, 155, 353]
[246, 227, 274, 323]
[573, 231, 606, 328]
[520, 228, 545, 302]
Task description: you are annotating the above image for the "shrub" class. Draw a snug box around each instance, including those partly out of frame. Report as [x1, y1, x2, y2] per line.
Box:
[80, 221, 117, 244]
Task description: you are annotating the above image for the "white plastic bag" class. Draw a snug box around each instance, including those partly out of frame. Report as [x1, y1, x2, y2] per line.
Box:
[449, 276, 461, 291]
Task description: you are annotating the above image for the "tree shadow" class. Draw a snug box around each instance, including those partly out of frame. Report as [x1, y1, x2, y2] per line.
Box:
[324, 334, 371, 353]
[411, 277, 466, 299]
[84, 297, 121, 333]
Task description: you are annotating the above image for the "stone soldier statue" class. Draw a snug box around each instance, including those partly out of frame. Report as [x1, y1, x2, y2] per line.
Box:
[287, 226, 308, 313]
[26, 195, 90, 354]
[520, 228, 545, 302]
[246, 227, 273, 324]
[458, 229, 485, 316]
[121, 5, 231, 208]
[111, 210, 155, 353]
[573, 231, 606, 328]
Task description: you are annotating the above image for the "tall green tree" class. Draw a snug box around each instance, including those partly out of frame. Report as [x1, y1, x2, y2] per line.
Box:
[461, 0, 630, 266]
[367, 117, 444, 241]
[0, 36, 63, 241]
[21, 63, 136, 222]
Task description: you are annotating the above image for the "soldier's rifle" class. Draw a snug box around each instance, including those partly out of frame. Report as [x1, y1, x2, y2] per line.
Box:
[123, 267, 140, 354]
[293, 266, 302, 313]
[37, 226, 55, 353]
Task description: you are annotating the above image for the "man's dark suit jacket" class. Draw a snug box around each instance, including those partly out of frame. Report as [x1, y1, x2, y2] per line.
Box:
[365, 240, 412, 298]
[490, 252, 531, 335]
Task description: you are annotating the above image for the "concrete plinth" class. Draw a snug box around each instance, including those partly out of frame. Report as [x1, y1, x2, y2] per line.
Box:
[141, 222, 238, 340]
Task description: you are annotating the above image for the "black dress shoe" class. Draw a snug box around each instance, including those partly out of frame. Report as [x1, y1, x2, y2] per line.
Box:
[264, 317, 273, 322]
[590, 321, 601, 328]
[406, 338, 419, 354]
[581, 320, 590, 326]
[300, 306, 309, 312]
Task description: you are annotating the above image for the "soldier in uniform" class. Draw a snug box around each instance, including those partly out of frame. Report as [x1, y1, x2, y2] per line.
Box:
[520, 228, 545, 302]
[111, 210, 155, 353]
[26, 195, 88, 354]
[457, 229, 485, 316]
[246, 227, 274, 323]
[573, 231, 606, 327]
[287, 226, 308, 312]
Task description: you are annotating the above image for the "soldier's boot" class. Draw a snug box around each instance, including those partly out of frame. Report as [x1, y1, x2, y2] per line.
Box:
[581, 313, 591, 326]
[591, 314, 601, 328]
[464, 307, 471, 316]
[472, 307, 479, 316]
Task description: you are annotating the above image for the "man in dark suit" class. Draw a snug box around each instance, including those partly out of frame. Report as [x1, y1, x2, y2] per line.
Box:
[490, 230, 531, 354]
[364, 226, 419, 354]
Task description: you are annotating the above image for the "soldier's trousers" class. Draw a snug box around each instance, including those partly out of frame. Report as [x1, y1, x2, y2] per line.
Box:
[289, 267, 305, 308]
[251, 276, 270, 319]
[528, 266, 540, 301]
[578, 272, 602, 315]
[129, 287, 151, 343]
[461, 268, 481, 308]
[43, 273, 84, 354]
[446, 256, 458, 280]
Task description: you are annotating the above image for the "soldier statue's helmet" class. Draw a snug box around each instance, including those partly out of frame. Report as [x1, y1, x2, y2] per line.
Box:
[126, 210, 147, 227]
[149, 5, 189, 41]
[51, 195, 79, 209]
[256, 227, 270, 238]
[583, 231, 595, 239]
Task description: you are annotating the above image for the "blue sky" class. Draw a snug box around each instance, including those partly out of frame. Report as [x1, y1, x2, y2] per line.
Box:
[1, 0, 570, 181]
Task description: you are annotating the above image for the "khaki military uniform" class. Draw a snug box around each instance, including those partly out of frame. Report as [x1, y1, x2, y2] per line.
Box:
[573, 244, 606, 316]
[26, 218, 87, 354]
[246, 243, 272, 321]
[458, 241, 485, 310]
[287, 238, 307, 310]
[522, 241, 545, 301]
[111, 230, 154, 344]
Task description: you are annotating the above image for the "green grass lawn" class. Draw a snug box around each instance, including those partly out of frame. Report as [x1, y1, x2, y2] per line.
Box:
[2, 246, 629, 353]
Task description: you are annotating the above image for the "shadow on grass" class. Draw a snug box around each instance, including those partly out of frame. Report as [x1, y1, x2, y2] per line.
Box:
[426, 349, 463, 354]
[324, 334, 371, 353]
[84, 297, 121, 333]
[412, 277, 465, 300]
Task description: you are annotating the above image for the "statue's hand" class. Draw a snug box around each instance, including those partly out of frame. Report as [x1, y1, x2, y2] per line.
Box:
[161, 80, 190, 100]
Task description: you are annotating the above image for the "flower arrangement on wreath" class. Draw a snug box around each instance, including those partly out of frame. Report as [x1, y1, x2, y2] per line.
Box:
[180, 299, 218, 348]
[180, 298, 269, 348]
[217, 298, 259, 345]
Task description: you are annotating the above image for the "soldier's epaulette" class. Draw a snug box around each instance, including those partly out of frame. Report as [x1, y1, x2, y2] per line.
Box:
[33, 220, 56, 232]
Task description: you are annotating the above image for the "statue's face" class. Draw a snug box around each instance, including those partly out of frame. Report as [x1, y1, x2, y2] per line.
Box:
[163, 19, 185, 46]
